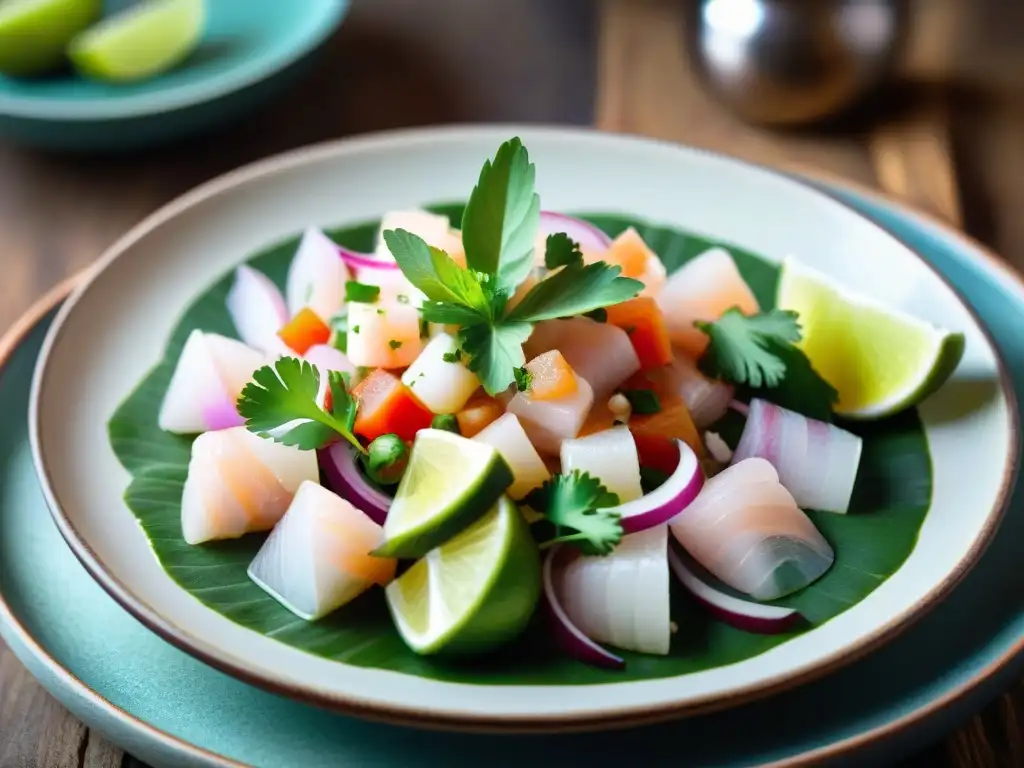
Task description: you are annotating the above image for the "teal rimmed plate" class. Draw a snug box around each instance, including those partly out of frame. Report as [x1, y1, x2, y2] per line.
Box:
[3, 175, 1024, 764]
[0, 0, 349, 151]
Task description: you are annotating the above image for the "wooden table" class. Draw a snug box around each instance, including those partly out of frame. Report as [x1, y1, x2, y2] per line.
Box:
[2, 1, 1024, 765]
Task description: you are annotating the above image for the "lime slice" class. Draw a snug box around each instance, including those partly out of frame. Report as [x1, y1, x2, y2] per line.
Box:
[0, 0, 100, 77]
[374, 429, 513, 559]
[386, 496, 542, 655]
[776, 257, 965, 419]
[68, 0, 206, 83]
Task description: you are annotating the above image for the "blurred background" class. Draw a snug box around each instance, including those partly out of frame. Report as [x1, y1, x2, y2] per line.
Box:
[2, 0, 1024, 766]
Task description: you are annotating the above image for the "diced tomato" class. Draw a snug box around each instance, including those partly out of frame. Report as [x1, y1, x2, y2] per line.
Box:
[456, 395, 504, 438]
[352, 369, 433, 442]
[605, 297, 673, 370]
[623, 368, 704, 459]
[632, 432, 681, 475]
[278, 308, 331, 355]
[525, 350, 578, 401]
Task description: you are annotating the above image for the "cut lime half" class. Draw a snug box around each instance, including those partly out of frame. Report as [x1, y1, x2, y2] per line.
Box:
[68, 0, 206, 83]
[385, 496, 542, 655]
[776, 256, 965, 419]
[0, 0, 100, 77]
[374, 428, 513, 559]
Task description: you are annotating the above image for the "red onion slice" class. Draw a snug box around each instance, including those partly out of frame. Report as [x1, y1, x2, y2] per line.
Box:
[542, 545, 625, 669]
[337, 246, 401, 272]
[539, 211, 612, 253]
[668, 547, 802, 634]
[318, 442, 391, 525]
[610, 439, 704, 533]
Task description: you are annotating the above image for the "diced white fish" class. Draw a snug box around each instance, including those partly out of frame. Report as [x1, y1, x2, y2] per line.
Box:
[303, 344, 356, 408]
[225, 265, 290, 355]
[401, 333, 480, 413]
[662, 356, 734, 429]
[524, 317, 640, 400]
[159, 330, 265, 434]
[560, 426, 643, 503]
[373, 209, 452, 260]
[345, 301, 423, 369]
[181, 427, 319, 545]
[248, 482, 396, 620]
[507, 372, 594, 456]
[285, 228, 351, 321]
[669, 458, 834, 600]
[473, 413, 550, 500]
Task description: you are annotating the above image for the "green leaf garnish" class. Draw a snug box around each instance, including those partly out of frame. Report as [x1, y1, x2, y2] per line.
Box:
[383, 229, 492, 315]
[544, 232, 583, 270]
[460, 136, 541, 290]
[237, 357, 365, 453]
[388, 339, 403, 350]
[507, 260, 643, 323]
[459, 321, 533, 396]
[513, 366, 533, 392]
[696, 307, 838, 418]
[525, 470, 623, 556]
[328, 312, 348, 353]
[345, 281, 381, 303]
[442, 349, 462, 363]
[621, 388, 661, 414]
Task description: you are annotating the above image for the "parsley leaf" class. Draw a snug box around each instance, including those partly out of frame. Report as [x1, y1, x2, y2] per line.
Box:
[696, 308, 838, 419]
[525, 471, 623, 556]
[544, 232, 583, 270]
[388, 339, 403, 350]
[237, 357, 365, 453]
[507, 261, 643, 322]
[419, 301, 488, 326]
[344, 281, 380, 303]
[621, 388, 661, 414]
[460, 137, 541, 290]
[513, 366, 533, 392]
[382, 229, 491, 316]
[442, 349, 462, 363]
[459, 321, 532, 396]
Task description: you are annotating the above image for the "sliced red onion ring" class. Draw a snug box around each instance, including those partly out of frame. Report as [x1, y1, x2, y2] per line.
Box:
[337, 246, 401, 272]
[318, 441, 391, 525]
[539, 211, 612, 252]
[542, 545, 625, 669]
[668, 547, 802, 634]
[610, 439, 704, 533]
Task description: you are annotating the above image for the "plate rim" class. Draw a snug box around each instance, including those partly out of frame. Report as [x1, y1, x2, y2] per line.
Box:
[26, 124, 1022, 732]
[4, 168, 1023, 767]
[0, 0, 350, 122]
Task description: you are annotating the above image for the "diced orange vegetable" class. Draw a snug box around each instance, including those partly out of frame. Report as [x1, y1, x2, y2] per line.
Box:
[606, 228, 654, 279]
[278, 308, 331, 355]
[605, 297, 673, 370]
[525, 350, 578, 401]
[579, 401, 617, 437]
[456, 395, 504, 438]
[352, 369, 433, 442]
[623, 369, 704, 459]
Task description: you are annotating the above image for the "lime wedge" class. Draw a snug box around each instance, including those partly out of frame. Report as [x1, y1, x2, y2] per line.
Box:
[0, 0, 100, 77]
[385, 496, 542, 655]
[68, 0, 205, 83]
[776, 257, 965, 419]
[374, 429, 514, 559]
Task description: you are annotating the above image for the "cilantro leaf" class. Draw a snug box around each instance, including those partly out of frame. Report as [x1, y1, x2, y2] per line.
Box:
[344, 281, 380, 303]
[419, 301, 489, 326]
[442, 349, 462, 363]
[328, 370, 357, 432]
[459, 320, 532, 395]
[621, 388, 661, 414]
[525, 471, 623, 556]
[544, 232, 583, 270]
[696, 308, 803, 388]
[237, 357, 364, 452]
[382, 229, 491, 315]
[507, 261, 643, 322]
[460, 137, 541, 290]
[513, 366, 533, 392]
[696, 308, 838, 419]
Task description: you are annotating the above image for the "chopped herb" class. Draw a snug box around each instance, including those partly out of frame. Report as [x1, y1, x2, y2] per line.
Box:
[237, 358, 364, 453]
[525, 471, 623, 556]
[442, 349, 463, 364]
[388, 339, 403, 351]
[352, 325, 360, 334]
[583, 308, 607, 323]
[396, 294, 410, 304]
[376, 308, 385, 316]
[621, 388, 661, 415]
[544, 232, 583, 270]
[345, 280, 381, 303]
[431, 414, 461, 434]
[514, 366, 533, 392]
[624, 325, 636, 336]
[328, 313, 348, 353]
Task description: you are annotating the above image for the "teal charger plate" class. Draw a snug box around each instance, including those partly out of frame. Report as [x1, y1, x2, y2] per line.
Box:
[1, 176, 1023, 766]
[0, 0, 350, 151]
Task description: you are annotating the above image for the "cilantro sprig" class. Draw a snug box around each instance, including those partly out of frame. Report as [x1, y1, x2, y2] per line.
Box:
[383, 137, 643, 395]
[237, 357, 365, 453]
[696, 307, 839, 420]
[525, 471, 623, 556]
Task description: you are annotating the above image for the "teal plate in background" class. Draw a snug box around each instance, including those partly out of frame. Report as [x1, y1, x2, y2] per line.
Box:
[0, 0, 349, 151]
[2, 180, 1024, 767]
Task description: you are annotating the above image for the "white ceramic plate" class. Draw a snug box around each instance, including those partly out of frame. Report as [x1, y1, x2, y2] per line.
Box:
[29, 126, 1017, 731]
